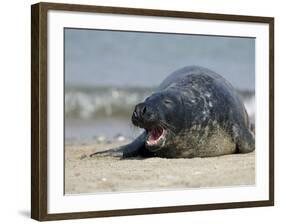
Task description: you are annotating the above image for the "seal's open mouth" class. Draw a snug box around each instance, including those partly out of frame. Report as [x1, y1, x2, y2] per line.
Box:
[146, 126, 167, 147]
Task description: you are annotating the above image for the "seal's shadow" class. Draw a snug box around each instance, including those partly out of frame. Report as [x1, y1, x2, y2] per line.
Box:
[120, 156, 147, 160]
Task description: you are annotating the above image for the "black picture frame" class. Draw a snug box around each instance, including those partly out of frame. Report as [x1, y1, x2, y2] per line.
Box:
[31, 2, 274, 221]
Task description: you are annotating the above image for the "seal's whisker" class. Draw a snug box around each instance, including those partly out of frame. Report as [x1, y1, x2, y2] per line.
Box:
[158, 120, 176, 135]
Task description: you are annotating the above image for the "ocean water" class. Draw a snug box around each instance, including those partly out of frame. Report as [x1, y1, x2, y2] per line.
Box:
[65, 86, 255, 143]
[64, 29, 255, 143]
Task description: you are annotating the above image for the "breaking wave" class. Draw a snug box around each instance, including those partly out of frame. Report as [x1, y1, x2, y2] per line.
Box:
[65, 86, 255, 124]
[65, 86, 153, 119]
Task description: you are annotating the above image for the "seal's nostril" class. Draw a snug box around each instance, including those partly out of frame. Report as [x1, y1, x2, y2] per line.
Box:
[134, 103, 147, 119]
[142, 106, 146, 115]
[133, 111, 137, 118]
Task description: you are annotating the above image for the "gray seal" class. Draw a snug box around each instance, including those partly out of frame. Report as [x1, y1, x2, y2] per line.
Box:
[92, 66, 255, 158]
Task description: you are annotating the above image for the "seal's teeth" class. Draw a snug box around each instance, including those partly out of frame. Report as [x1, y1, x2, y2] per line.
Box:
[146, 129, 167, 146]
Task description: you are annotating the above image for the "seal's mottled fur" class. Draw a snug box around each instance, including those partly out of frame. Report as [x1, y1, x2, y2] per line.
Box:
[123, 66, 255, 158]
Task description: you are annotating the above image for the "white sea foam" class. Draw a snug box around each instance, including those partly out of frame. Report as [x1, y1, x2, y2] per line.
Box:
[65, 86, 255, 142]
[65, 86, 152, 119]
[65, 86, 255, 124]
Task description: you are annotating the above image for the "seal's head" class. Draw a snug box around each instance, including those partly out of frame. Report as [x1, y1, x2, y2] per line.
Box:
[132, 90, 186, 152]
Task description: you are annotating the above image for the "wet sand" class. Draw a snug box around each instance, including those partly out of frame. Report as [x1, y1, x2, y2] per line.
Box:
[65, 141, 255, 194]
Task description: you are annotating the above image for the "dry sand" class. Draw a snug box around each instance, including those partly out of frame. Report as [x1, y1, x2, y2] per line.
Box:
[65, 141, 255, 194]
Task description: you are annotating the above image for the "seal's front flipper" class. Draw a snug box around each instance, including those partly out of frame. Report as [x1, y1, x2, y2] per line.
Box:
[90, 132, 153, 158]
[89, 147, 123, 157]
[122, 132, 157, 158]
[89, 132, 146, 158]
[122, 132, 147, 158]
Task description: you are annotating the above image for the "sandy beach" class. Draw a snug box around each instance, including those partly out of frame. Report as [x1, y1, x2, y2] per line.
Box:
[64, 27, 256, 195]
[65, 141, 255, 194]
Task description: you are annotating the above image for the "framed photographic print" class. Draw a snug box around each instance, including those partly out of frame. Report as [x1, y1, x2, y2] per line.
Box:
[31, 2, 274, 221]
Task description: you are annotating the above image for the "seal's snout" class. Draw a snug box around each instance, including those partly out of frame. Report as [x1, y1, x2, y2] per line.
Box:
[132, 103, 156, 127]
[135, 103, 147, 118]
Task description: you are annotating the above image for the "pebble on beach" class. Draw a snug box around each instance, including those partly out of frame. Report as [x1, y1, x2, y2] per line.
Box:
[114, 133, 126, 142]
[96, 135, 106, 143]
[79, 154, 87, 160]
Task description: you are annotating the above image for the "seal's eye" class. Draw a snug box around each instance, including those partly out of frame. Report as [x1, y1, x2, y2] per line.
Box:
[163, 99, 173, 105]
